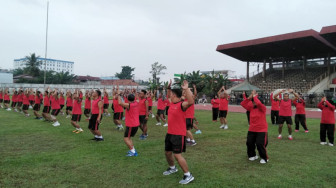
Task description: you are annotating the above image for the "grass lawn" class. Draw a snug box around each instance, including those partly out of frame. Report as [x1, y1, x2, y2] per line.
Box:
[1, 106, 335, 187]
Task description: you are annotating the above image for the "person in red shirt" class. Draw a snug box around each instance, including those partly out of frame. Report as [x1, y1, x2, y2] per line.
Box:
[59, 91, 65, 115]
[185, 84, 197, 146]
[66, 91, 73, 118]
[211, 94, 220, 122]
[138, 90, 149, 140]
[147, 91, 154, 118]
[163, 80, 194, 185]
[241, 90, 269, 164]
[165, 97, 170, 116]
[293, 93, 308, 133]
[16, 90, 24, 112]
[318, 97, 335, 146]
[71, 90, 84, 133]
[29, 89, 35, 108]
[273, 89, 299, 140]
[156, 91, 167, 126]
[112, 86, 124, 130]
[42, 89, 51, 121]
[103, 88, 111, 117]
[0, 88, 3, 108]
[33, 90, 43, 119]
[117, 87, 140, 157]
[218, 86, 229, 129]
[50, 89, 61, 126]
[270, 92, 280, 125]
[242, 91, 250, 126]
[84, 90, 92, 120]
[22, 89, 31, 117]
[11, 89, 18, 110]
[88, 90, 104, 141]
[4, 88, 11, 110]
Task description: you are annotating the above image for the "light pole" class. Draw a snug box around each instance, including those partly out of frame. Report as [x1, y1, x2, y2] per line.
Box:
[44, 1, 49, 87]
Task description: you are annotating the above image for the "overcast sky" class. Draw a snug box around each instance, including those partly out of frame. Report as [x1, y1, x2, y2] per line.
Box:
[1, 0, 335, 81]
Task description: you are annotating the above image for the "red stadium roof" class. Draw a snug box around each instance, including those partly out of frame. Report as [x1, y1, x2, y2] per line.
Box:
[320, 25, 336, 47]
[216, 26, 336, 62]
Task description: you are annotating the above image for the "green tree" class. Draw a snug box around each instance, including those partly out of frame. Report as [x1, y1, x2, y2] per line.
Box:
[13, 68, 24, 76]
[24, 53, 41, 77]
[115, 66, 135, 79]
[54, 71, 76, 84]
[150, 62, 167, 85]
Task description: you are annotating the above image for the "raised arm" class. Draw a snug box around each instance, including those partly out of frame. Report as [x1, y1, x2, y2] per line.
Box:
[181, 80, 194, 111]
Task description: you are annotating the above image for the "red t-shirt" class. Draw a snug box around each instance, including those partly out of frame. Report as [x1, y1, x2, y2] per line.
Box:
[168, 102, 186, 136]
[318, 101, 335, 124]
[29, 94, 35, 101]
[157, 98, 166, 110]
[138, 98, 147, 116]
[241, 96, 268, 132]
[164, 99, 170, 107]
[72, 99, 82, 115]
[51, 96, 60, 110]
[17, 94, 23, 102]
[293, 99, 305, 115]
[23, 95, 30, 105]
[211, 98, 219, 108]
[113, 99, 123, 113]
[103, 95, 109, 104]
[66, 97, 73, 107]
[4, 93, 10, 101]
[279, 100, 292, 116]
[91, 99, 103, 114]
[59, 96, 65, 105]
[0, 92, 3, 99]
[270, 93, 280, 111]
[43, 96, 50, 106]
[219, 98, 228, 111]
[125, 102, 140, 127]
[185, 99, 194, 118]
[147, 97, 153, 106]
[35, 95, 41, 104]
[12, 94, 18, 102]
[85, 98, 91, 109]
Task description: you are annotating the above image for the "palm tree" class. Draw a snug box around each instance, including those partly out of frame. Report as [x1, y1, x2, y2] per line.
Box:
[54, 71, 76, 84]
[24, 53, 41, 77]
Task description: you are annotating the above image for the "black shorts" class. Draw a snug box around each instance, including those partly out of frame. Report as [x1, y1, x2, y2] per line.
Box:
[22, 104, 29, 110]
[33, 104, 41, 111]
[66, 106, 72, 111]
[148, 106, 152, 111]
[88, 114, 103, 130]
[43, 106, 51, 113]
[4, 100, 10, 104]
[165, 134, 186, 154]
[113, 112, 123, 120]
[186, 118, 193, 130]
[11, 102, 17, 107]
[219, 110, 228, 118]
[139, 115, 148, 124]
[84, 109, 91, 114]
[103, 104, 109, 109]
[71, 114, 82, 122]
[157, 109, 165, 115]
[29, 100, 34, 105]
[279, 116, 293, 125]
[124, 126, 139, 138]
[60, 105, 64, 109]
[165, 106, 169, 115]
[0, 99, 3, 103]
[51, 109, 60, 116]
[17, 102, 23, 107]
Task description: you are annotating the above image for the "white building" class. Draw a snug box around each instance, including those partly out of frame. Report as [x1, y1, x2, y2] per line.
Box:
[201, 70, 236, 78]
[13, 58, 74, 74]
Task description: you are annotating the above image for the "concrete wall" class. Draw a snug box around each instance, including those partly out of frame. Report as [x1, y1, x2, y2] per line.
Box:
[0, 83, 147, 94]
[308, 72, 336, 93]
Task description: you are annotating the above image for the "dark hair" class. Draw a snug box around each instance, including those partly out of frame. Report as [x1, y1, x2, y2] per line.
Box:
[171, 89, 182, 98]
[45, 91, 49, 94]
[141, 90, 147, 95]
[128, 94, 135, 102]
[96, 90, 101, 97]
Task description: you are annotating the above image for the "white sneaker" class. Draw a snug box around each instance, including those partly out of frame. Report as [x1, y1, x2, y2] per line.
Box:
[151, 114, 155, 118]
[66, 115, 70, 118]
[320, 142, 327, 145]
[328, 143, 334, 146]
[53, 122, 60, 126]
[6, 108, 11, 111]
[277, 135, 282, 139]
[249, 156, 259, 161]
[156, 122, 161, 126]
[219, 125, 224, 129]
[224, 125, 228, 130]
[163, 123, 168, 127]
[260, 159, 269, 164]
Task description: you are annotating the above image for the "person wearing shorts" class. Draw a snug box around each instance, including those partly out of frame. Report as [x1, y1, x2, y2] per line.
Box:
[3, 88, 11, 110]
[22, 89, 30, 117]
[163, 80, 195, 185]
[71, 90, 84, 133]
[218, 86, 229, 129]
[274, 89, 299, 140]
[112, 86, 124, 130]
[147, 92, 154, 118]
[155, 92, 167, 126]
[186, 84, 197, 146]
[88, 90, 104, 141]
[16, 91, 23, 112]
[116, 88, 140, 157]
[138, 90, 149, 140]
[42, 90, 51, 120]
[84, 90, 92, 120]
[33, 90, 42, 119]
[59, 92, 65, 115]
[66, 91, 73, 118]
[103, 89, 111, 116]
[0, 88, 3, 108]
[11, 90, 18, 110]
[50, 89, 61, 126]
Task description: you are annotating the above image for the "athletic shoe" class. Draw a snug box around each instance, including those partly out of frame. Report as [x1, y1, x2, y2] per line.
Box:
[66, 115, 70, 118]
[163, 167, 178, 175]
[38, 117, 43, 120]
[6, 108, 11, 111]
[179, 174, 194, 185]
[219, 125, 224, 129]
[151, 114, 155, 118]
[224, 125, 228, 130]
[305, 130, 309, 133]
[53, 122, 60, 126]
[91, 138, 97, 141]
[249, 156, 259, 161]
[76, 130, 83, 134]
[163, 123, 168, 127]
[156, 122, 161, 126]
[139, 135, 146, 140]
[126, 150, 138, 157]
[288, 135, 293, 140]
[277, 135, 282, 139]
[72, 129, 78, 133]
[328, 143, 334, 146]
[195, 130, 202, 134]
[189, 141, 197, 146]
[96, 138, 104, 141]
[35, 117, 39, 119]
[295, 130, 299, 132]
[260, 159, 269, 164]
[118, 125, 124, 130]
[320, 142, 327, 145]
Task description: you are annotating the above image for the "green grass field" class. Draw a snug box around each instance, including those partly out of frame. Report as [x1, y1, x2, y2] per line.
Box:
[1, 107, 335, 187]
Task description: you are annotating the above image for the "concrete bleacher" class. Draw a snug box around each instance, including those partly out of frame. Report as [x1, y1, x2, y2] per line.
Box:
[250, 66, 329, 93]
